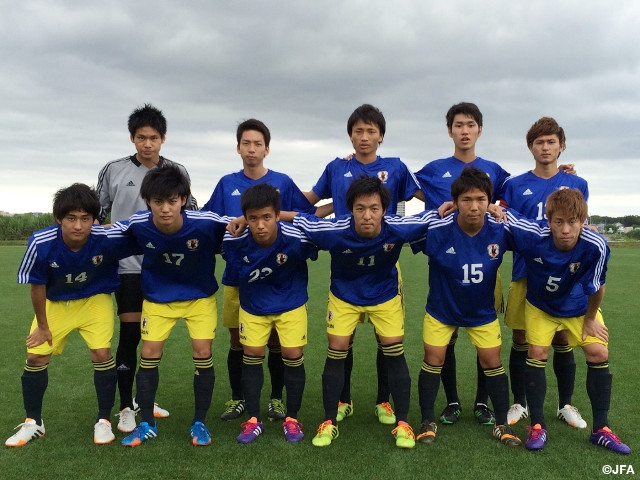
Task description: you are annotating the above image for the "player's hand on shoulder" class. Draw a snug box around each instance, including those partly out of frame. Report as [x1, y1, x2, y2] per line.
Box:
[226, 217, 247, 236]
[559, 163, 576, 175]
[437, 201, 456, 218]
[488, 203, 506, 223]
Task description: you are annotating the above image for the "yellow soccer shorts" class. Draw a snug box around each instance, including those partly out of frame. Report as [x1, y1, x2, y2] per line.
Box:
[327, 292, 404, 338]
[27, 293, 114, 356]
[525, 301, 607, 348]
[222, 285, 241, 329]
[422, 312, 502, 349]
[504, 278, 527, 330]
[239, 304, 308, 348]
[141, 294, 217, 342]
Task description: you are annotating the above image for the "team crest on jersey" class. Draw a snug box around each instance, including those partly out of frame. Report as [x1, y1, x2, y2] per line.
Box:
[487, 244, 500, 258]
[92, 255, 103, 266]
[276, 253, 288, 265]
[383, 243, 395, 252]
[377, 171, 389, 183]
[569, 262, 581, 274]
[239, 322, 245, 334]
[142, 317, 148, 328]
[186, 238, 199, 250]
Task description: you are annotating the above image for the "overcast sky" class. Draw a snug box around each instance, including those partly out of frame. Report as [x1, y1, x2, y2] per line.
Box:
[1, 0, 639, 217]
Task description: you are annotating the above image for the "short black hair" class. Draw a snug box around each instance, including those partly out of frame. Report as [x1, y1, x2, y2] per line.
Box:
[346, 176, 391, 212]
[241, 183, 281, 216]
[446, 102, 483, 130]
[52, 183, 100, 221]
[128, 103, 167, 137]
[347, 104, 386, 138]
[237, 119, 271, 147]
[450, 167, 493, 202]
[140, 164, 190, 211]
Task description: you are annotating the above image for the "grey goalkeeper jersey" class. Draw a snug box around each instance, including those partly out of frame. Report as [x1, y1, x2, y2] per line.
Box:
[96, 155, 198, 274]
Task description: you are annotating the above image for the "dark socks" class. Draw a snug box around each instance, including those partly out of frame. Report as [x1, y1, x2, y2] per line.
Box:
[525, 357, 547, 429]
[283, 356, 305, 419]
[483, 365, 509, 425]
[193, 357, 215, 424]
[22, 363, 48, 424]
[587, 361, 612, 431]
[116, 322, 141, 410]
[382, 343, 410, 422]
[227, 347, 244, 400]
[93, 357, 117, 421]
[339, 343, 353, 404]
[418, 362, 442, 423]
[553, 344, 576, 408]
[509, 342, 529, 407]
[241, 355, 264, 421]
[441, 338, 459, 405]
[136, 357, 160, 424]
[323, 349, 347, 424]
[268, 346, 285, 400]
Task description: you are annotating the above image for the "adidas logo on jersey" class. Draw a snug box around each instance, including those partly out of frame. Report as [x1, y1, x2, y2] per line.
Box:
[232, 189, 241, 196]
[446, 247, 456, 254]
[243, 256, 250, 263]
[342, 249, 353, 254]
[126, 181, 136, 187]
[523, 189, 533, 196]
[146, 242, 156, 249]
[534, 257, 543, 264]
[442, 171, 452, 178]
[49, 262, 60, 268]
[344, 171, 353, 178]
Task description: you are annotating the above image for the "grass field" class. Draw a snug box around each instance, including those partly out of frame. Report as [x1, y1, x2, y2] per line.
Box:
[0, 245, 637, 479]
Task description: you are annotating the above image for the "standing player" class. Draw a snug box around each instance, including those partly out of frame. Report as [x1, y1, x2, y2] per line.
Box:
[504, 189, 630, 454]
[303, 104, 424, 426]
[499, 117, 588, 428]
[414, 102, 510, 426]
[291, 176, 437, 449]
[114, 165, 229, 447]
[222, 184, 317, 443]
[6, 184, 138, 447]
[97, 104, 197, 433]
[202, 119, 318, 423]
[412, 167, 520, 448]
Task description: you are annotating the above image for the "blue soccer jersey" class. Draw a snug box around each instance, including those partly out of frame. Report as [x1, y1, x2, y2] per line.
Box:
[222, 223, 318, 315]
[311, 156, 421, 216]
[411, 213, 511, 327]
[202, 169, 316, 287]
[114, 210, 229, 303]
[17, 224, 139, 301]
[499, 170, 589, 281]
[415, 156, 510, 209]
[293, 211, 436, 306]
[505, 210, 609, 318]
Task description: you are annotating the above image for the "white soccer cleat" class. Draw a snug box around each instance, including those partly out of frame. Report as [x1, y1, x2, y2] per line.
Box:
[117, 407, 137, 433]
[132, 398, 170, 418]
[507, 403, 529, 425]
[94, 419, 116, 444]
[5, 418, 45, 447]
[557, 404, 587, 429]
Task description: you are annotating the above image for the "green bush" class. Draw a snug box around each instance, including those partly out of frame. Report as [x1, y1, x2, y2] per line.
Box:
[0, 213, 55, 241]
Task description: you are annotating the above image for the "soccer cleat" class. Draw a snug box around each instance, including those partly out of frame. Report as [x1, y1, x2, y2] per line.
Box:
[132, 398, 170, 419]
[267, 398, 286, 421]
[190, 421, 212, 446]
[416, 422, 437, 444]
[493, 424, 522, 447]
[117, 407, 137, 433]
[524, 424, 547, 450]
[282, 417, 304, 442]
[474, 403, 495, 425]
[557, 404, 587, 429]
[507, 403, 529, 426]
[439, 402, 462, 424]
[5, 418, 45, 447]
[391, 421, 415, 449]
[312, 420, 339, 447]
[336, 401, 354, 422]
[121, 421, 158, 447]
[374, 402, 396, 425]
[237, 417, 264, 444]
[220, 399, 246, 421]
[94, 419, 115, 445]
[590, 427, 631, 454]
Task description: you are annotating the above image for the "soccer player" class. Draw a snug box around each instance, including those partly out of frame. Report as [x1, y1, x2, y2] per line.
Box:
[291, 176, 436, 449]
[499, 117, 589, 428]
[504, 189, 630, 454]
[97, 104, 197, 433]
[114, 165, 229, 447]
[412, 167, 521, 448]
[303, 104, 424, 426]
[6, 184, 138, 447]
[202, 119, 318, 423]
[222, 184, 317, 443]
[414, 102, 509, 426]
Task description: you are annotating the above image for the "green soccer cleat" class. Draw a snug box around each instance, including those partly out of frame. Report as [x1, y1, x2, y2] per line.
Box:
[374, 402, 396, 425]
[312, 420, 339, 447]
[268, 398, 286, 421]
[391, 421, 415, 449]
[336, 401, 353, 422]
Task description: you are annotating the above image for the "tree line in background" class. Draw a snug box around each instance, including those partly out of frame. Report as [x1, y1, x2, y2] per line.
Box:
[0, 213, 639, 242]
